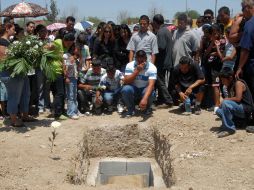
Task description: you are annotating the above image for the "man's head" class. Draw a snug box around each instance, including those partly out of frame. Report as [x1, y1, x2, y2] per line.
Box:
[91, 59, 102, 74]
[135, 50, 147, 64]
[218, 6, 231, 25]
[177, 14, 188, 31]
[26, 21, 35, 35]
[219, 67, 235, 86]
[3, 17, 14, 24]
[179, 56, 192, 74]
[152, 14, 164, 32]
[242, 0, 254, 19]
[196, 16, 204, 28]
[139, 15, 150, 33]
[203, 9, 214, 24]
[105, 57, 116, 79]
[34, 24, 48, 39]
[63, 33, 75, 48]
[66, 16, 75, 31]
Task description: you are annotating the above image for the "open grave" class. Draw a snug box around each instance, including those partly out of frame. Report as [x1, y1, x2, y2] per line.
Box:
[67, 123, 174, 188]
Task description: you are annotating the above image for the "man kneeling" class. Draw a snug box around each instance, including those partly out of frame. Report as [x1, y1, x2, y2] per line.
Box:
[173, 56, 205, 115]
[121, 50, 157, 117]
[216, 68, 254, 138]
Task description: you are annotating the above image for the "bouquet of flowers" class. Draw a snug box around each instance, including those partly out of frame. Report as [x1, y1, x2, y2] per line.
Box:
[0, 35, 62, 81]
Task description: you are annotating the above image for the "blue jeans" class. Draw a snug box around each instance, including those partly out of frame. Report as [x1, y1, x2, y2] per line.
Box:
[65, 77, 78, 117]
[36, 69, 51, 111]
[216, 100, 246, 131]
[5, 76, 30, 114]
[103, 88, 122, 106]
[121, 85, 155, 113]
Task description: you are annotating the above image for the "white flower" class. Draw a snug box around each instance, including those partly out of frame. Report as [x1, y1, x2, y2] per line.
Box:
[39, 42, 43, 46]
[51, 121, 61, 129]
[33, 44, 39, 49]
[26, 41, 31, 45]
[13, 41, 19, 44]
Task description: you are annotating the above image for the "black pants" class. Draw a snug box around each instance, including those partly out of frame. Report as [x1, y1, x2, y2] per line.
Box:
[51, 74, 65, 117]
[156, 69, 173, 104]
[77, 89, 93, 113]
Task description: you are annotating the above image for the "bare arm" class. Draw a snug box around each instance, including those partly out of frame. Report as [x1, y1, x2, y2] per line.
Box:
[139, 79, 156, 110]
[151, 54, 156, 64]
[235, 48, 249, 78]
[129, 50, 134, 63]
[224, 81, 245, 102]
[222, 48, 236, 62]
[229, 16, 243, 45]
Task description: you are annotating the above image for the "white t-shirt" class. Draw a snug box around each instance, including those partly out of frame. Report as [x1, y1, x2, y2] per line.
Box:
[125, 61, 157, 88]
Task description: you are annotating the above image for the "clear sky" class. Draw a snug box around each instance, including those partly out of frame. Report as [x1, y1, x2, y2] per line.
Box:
[1, 0, 241, 22]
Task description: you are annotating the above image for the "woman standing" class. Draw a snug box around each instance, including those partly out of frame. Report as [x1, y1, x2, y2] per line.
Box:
[93, 24, 115, 68]
[114, 24, 131, 72]
[0, 23, 35, 127]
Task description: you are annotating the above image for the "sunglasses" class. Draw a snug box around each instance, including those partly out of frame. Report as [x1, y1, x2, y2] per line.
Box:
[204, 16, 212, 20]
[242, 5, 248, 12]
[104, 30, 111, 33]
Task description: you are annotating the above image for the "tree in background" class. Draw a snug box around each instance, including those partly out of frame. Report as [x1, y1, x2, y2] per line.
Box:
[87, 16, 104, 26]
[46, 0, 59, 22]
[174, 10, 200, 19]
[117, 10, 129, 24]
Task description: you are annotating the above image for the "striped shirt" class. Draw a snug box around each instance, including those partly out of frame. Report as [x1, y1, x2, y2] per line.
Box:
[125, 61, 157, 88]
[79, 68, 106, 87]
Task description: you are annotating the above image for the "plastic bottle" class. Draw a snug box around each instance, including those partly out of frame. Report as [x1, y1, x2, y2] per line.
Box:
[184, 97, 192, 113]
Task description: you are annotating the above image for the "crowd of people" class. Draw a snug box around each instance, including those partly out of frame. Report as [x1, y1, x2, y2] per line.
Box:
[1, 0, 254, 138]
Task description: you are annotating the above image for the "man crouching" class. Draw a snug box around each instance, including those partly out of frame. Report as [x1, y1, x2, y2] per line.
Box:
[216, 68, 254, 138]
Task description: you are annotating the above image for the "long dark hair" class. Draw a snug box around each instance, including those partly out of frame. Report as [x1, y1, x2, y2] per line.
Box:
[0, 23, 14, 36]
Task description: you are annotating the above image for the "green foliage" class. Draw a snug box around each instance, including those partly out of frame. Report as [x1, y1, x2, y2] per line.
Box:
[174, 10, 200, 19]
[87, 16, 103, 27]
[46, 0, 59, 22]
[0, 35, 62, 81]
[124, 17, 139, 25]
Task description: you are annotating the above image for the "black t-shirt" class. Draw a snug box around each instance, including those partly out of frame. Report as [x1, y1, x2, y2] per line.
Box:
[0, 38, 10, 47]
[173, 63, 204, 88]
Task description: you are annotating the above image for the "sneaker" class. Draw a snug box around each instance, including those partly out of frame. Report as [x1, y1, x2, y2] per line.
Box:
[214, 106, 219, 115]
[70, 115, 79, 120]
[143, 108, 153, 116]
[117, 104, 124, 113]
[125, 111, 135, 118]
[217, 129, 235, 138]
[194, 105, 201, 115]
[107, 105, 114, 112]
[39, 109, 44, 113]
[85, 111, 91, 116]
[78, 113, 85, 117]
[55, 114, 68, 121]
[246, 126, 254, 133]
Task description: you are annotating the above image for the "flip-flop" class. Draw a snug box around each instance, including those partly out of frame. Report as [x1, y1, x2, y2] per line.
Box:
[11, 123, 25, 127]
[22, 117, 38, 122]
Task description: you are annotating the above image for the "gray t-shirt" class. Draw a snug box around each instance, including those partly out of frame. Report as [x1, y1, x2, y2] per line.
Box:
[172, 27, 199, 66]
[127, 30, 158, 62]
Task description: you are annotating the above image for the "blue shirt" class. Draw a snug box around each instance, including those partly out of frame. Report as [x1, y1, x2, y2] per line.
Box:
[240, 16, 254, 64]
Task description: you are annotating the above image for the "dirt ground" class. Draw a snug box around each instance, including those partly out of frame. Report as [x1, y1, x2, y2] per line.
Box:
[0, 106, 254, 190]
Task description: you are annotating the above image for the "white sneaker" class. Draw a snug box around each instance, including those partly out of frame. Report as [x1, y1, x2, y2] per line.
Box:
[39, 109, 44, 113]
[85, 111, 91, 116]
[70, 115, 79, 120]
[117, 104, 124, 113]
[214, 106, 219, 115]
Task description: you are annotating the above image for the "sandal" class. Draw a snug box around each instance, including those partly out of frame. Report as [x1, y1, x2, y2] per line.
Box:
[11, 122, 25, 128]
[22, 117, 38, 122]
